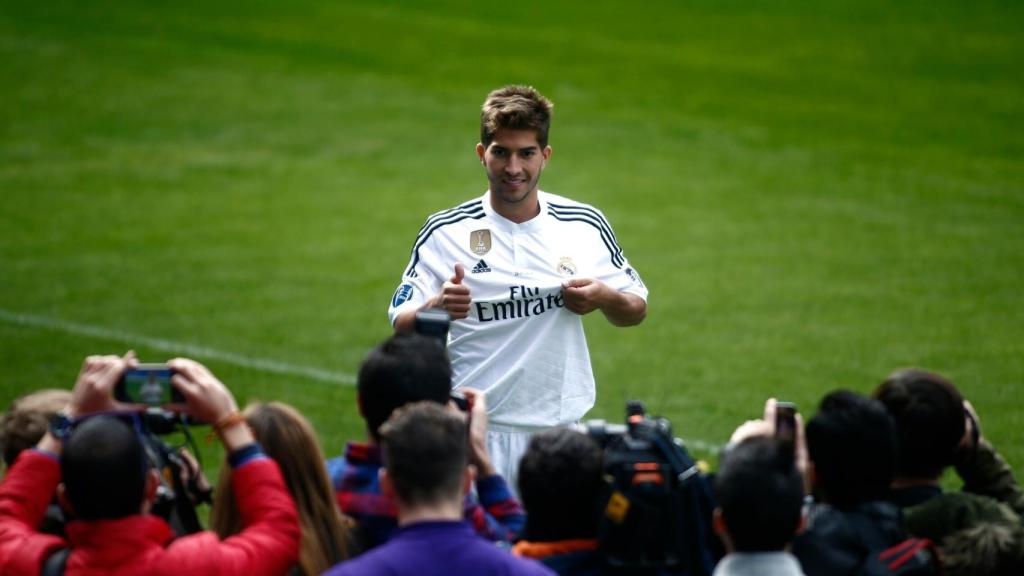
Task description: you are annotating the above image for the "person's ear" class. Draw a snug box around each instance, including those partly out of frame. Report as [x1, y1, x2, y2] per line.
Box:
[56, 483, 74, 515]
[140, 468, 160, 513]
[463, 465, 476, 496]
[712, 507, 726, 536]
[542, 145, 552, 166]
[379, 468, 396, 499]
[476, 143, 486, 163]
[712, 507, 734, 552]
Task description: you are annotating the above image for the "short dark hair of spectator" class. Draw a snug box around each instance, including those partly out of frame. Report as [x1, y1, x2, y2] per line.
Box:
[806, 390, 897, 509]
[357, 333, 452, 441]
[941, 522, 1024, 576]
[518, 427, 605, 541]
[379, 402, 467, 507]
[1, 389, 71, 468]
[715, 437, 804, 552]
[61, 416, 148, 520]
[873, 369, 964, 480]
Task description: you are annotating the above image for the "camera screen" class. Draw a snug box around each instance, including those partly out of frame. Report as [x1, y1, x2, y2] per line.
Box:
[121, 367, 176, 405]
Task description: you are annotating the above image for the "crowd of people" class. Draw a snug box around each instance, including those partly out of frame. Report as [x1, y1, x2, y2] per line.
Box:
[1, 85, 1021, 575]
[1, 332, 1022, 575]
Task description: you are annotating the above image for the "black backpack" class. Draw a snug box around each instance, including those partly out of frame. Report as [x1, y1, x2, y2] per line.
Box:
[857, 537, 938, 576]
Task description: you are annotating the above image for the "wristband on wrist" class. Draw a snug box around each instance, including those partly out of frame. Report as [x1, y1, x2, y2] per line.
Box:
[206, 411, 248, 443]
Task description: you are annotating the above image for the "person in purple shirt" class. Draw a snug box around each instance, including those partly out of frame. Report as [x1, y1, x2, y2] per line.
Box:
[324, 402, 554, 576]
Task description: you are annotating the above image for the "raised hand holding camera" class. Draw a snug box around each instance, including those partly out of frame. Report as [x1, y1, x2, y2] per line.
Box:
[168, 358, 253, 450]
[67, 351, 138, 418]
[457, 387, 495, 477]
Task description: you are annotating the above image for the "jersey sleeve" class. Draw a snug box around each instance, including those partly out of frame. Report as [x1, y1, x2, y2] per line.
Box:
[590, 207, 649, 301]
[387, 228, 445, 326]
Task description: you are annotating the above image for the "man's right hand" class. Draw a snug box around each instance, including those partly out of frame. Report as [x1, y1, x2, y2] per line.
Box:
[429, 263, 472, 320]
[458, 388, 495, 478]
[66, 351, 138, 418]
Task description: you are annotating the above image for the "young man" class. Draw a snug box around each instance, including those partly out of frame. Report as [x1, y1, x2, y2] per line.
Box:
[324, 402, 554, 576]
[0, 352, 300, 575]
[388, 85, 649, 486]
[325, 333, 524, 548]
[713, 436, 806, 576]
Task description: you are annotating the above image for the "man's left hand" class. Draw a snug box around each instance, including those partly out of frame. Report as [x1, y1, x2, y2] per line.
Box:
[561, 278, 609, 315]
[562, 278, 647, 326]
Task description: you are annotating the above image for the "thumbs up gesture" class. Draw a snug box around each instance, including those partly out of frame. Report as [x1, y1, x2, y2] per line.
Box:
[431, 263, 472, 320]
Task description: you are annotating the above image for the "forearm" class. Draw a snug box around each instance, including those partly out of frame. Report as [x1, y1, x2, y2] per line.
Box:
[0, 450, 66, 572]
[600, 291, 647, 327]
[471, 474, 525, 542]
[393, 307, 422, 333]
[956, 438, 1024, 516]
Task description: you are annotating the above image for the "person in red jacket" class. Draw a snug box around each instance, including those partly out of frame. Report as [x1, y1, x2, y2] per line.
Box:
[0, 352, 300, 576]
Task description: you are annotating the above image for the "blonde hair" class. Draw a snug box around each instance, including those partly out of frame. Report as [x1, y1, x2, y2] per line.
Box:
[1, 389, 71, 469]
[211, 402, 356, 574]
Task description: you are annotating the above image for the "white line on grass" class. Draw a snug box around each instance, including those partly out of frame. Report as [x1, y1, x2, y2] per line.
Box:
[0, 308, 723, 453]
[0, 308, 356, 385]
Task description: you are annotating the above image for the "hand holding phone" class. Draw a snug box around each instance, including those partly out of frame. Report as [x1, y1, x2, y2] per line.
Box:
[774, 401, 798, 444]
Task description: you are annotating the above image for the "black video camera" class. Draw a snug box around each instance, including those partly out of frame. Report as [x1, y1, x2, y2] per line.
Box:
[135, 409, 209, 536]
[580, 401, 717, 575]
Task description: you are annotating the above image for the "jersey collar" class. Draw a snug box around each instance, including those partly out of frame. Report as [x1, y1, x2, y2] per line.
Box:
[481, 190, 549, 233]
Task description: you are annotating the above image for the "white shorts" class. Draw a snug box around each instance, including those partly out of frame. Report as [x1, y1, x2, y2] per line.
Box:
[485, 423, 549, 496]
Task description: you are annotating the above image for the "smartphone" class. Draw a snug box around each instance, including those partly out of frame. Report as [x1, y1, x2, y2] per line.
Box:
[450, 390, 470, 412]
[415, 308, 451, 343]
[775, 401, 798, 444]
[116, 364, 185, 406]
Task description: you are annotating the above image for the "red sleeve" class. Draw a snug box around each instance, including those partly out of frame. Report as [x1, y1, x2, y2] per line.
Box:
[161, 458, 300, 576]
[0, 451, 68, 576]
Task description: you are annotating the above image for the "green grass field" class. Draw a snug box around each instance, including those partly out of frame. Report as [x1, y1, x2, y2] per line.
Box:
[2, 0, 1023, 498]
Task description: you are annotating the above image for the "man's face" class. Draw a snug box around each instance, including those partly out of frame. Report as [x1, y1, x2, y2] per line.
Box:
[476, 128, 552, 209]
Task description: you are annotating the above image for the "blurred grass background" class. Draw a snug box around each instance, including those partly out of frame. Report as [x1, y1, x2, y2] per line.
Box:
[2, 0, 1022, 508]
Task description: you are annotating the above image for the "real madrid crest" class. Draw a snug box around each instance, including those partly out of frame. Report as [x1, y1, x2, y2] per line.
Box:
[471, 229, 492, 256]
[556, 256, 578, 277]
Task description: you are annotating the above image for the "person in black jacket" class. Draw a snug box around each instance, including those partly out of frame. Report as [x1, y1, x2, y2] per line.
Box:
[792, 390, 908, 576]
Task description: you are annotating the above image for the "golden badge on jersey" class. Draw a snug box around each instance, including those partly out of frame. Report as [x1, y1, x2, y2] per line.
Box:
[556, 256, 578, 277]
[470, 229, 492, 256]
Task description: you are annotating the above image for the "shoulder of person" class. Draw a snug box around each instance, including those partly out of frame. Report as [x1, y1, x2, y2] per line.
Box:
[423, 196, 487, 223]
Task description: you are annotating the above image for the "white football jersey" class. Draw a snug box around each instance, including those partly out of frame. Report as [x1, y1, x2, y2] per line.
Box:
[389, 190, 648, 428]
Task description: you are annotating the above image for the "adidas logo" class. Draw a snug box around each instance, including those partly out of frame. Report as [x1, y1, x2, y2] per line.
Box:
[471, 259, 492, 274]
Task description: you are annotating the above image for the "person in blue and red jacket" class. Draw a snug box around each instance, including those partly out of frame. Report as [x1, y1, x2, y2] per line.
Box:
[0, 352, 300, 576]
[326, 333, 524, 549]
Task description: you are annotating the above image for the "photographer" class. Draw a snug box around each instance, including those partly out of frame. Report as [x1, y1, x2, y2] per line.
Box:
[713, 436, 806, 576]
[0, 352, 300, 575]
[874, 369, 1023, 540]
